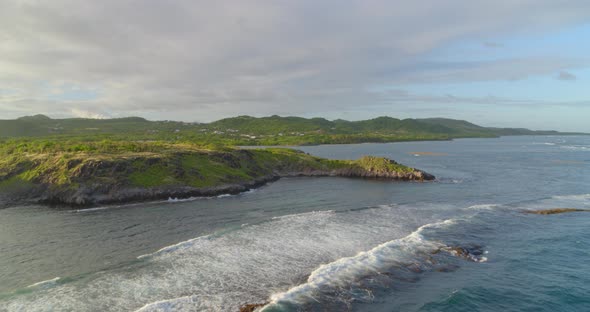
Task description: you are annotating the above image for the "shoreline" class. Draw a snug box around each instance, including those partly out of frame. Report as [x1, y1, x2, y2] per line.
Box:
[0, 149, 435, 209]
[2, 134, 581, 210]
[238, 133, 589, 149]
[32, 170, 434, 208]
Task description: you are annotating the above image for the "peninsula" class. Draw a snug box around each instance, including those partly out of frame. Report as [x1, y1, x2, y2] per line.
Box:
[0, 140, 434, 207]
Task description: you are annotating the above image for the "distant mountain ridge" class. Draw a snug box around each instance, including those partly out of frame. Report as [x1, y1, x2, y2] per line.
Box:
[0, 114, 582, 141]
[207, 115, 568, 136]
[0, 115, 151, 137]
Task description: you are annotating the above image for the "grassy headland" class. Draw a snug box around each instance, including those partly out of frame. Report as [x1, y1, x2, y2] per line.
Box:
[0, 140, 433, 207]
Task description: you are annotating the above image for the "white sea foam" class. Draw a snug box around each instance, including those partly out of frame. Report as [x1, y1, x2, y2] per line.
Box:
[167, 196, 199, 203]
[134, 295, 227, 312]
[76, 189, 255, 209]
[445, 247, 488, 263]
[263, 219, 457, 307]
[73, 206, 112, 212]
[561, 145, 590, 151]
[466, 204, 499, 210]
[26, 277, 60, 288]
[74, 200, 165, 213]
[4, 205, 463, 312]
[551, 193, 590, 201]
[271, 210, 335, 220]
[137, 235, 212, 259]
[243, 188, 257, 194]
[167, 188, 256, 203]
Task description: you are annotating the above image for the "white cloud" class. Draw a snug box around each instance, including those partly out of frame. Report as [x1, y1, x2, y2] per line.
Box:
[70, 108, 109, 119]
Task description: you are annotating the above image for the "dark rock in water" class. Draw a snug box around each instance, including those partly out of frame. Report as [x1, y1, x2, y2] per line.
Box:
[436, 244, 486, 262]
[447, 246, 471, 258]
[405, 262, 424, 273]
[239, 302, 268, 312]
[382, 269, 421, 283]
[523, 208, 589, 215]
[435, 264, 460, 273]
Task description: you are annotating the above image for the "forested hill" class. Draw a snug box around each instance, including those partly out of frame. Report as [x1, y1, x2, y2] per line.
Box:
[208, 115, 559, 136]
[0, 115, 153, 137]
[0, 114, 579, 145]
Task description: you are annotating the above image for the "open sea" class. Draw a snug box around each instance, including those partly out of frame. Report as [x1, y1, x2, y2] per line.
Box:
[0, 136, 589, 311]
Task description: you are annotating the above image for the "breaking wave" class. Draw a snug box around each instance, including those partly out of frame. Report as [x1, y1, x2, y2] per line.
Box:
[262, 219, 487, 310]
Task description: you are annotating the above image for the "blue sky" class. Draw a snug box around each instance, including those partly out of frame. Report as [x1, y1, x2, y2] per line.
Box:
[0, 1, 589, 131]
[405, 22, 590, 100]
[385, 23, 590, 131]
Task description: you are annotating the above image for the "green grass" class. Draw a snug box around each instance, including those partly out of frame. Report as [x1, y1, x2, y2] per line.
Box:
[0, 137, 424, 197]
[129, 163, 173, 187]
[354, 156, 414, 174]
[0, 175, 35, 191]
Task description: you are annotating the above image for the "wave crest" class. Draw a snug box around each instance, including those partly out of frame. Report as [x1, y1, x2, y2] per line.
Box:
[262, 219, 481, 309]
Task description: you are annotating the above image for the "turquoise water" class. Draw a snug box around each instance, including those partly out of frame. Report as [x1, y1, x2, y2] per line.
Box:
[0, 136, 589, 311]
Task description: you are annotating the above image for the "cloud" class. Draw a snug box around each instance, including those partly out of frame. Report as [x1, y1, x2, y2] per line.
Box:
[70, 108, 110, 119]
[556, 70, 577, 81]
[483, 41, 504, 48]
[370, 87, 590, 109]
[0, 0, 589, 121]
[380, 57, 587, 84]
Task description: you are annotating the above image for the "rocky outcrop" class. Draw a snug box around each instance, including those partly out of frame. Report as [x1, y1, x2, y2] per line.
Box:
[523, 208, 589, 215]
[239, 303, 268, 312]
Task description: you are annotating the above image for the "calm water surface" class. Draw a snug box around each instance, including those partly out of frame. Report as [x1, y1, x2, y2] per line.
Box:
[0, 136, 589, 311]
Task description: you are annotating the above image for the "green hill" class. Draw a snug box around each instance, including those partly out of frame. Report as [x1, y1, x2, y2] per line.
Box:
[0, 114, 581, 145]
[0, 115, 155, 137]
[205, 115, 576, 143]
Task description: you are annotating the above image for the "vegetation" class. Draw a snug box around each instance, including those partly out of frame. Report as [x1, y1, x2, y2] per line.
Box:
[0, 139, 432, 206]
[2, 113, 571, 206]
[0, 142, 416, 189]
[0, 115, 580, 147]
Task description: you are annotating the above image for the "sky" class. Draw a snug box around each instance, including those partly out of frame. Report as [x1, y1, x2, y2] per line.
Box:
[1, 0, 590, 131]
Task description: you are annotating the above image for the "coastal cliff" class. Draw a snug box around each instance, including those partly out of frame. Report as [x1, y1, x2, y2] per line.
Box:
[0, 145, 434, 207]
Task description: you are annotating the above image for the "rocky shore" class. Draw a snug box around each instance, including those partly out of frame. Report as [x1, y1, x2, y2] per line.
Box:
[0, 148, 434, 208]
[523, 208, 589, 215]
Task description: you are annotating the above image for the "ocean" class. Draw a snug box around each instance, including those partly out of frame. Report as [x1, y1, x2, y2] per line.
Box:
[0, 135, 589, 311]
